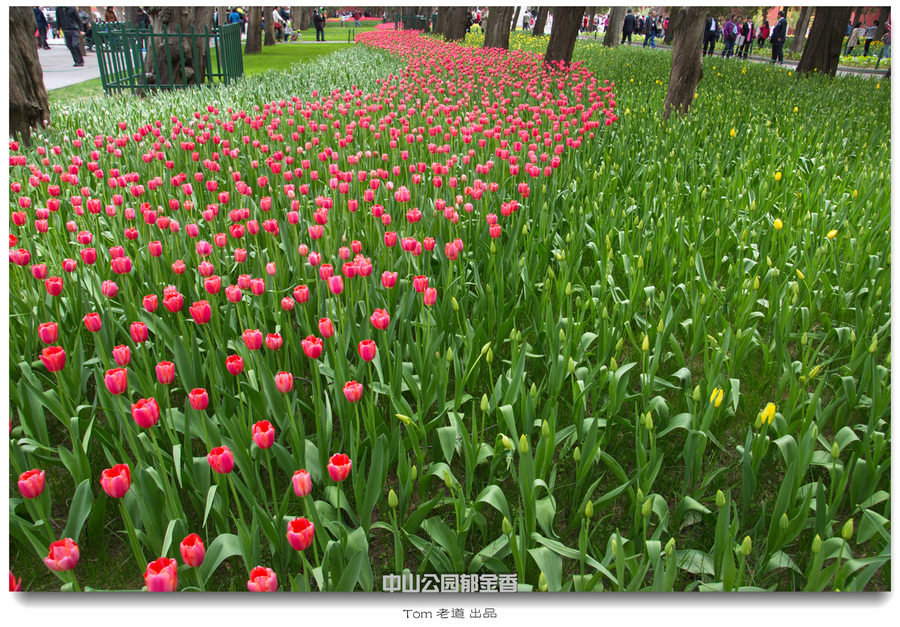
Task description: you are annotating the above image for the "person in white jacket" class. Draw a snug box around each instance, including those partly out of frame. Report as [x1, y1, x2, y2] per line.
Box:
[272, 7, 284, 41]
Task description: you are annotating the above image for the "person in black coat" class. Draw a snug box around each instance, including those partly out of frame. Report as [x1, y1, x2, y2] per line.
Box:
[34, 8, 51, 49]
[621, 9, 635, 45]
[55, 6, 84, 66]
[703, 15, 719, 56]
[771, 10, 787, 64]
[312, 10, 326, 41]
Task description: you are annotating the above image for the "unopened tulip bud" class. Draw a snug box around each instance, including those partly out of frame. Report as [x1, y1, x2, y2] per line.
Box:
[831, 442, 840, 460]
[443, 471, 453, 490]
[388, 489, 398, 509]
[636, 489, 644, 504]
[812, 534, 822, 554]
[754, 413, 763, 429]
[716, 490, 726, 508]
[645, 414, 654, 431]
[530, 382, 537, 398]
[615, 337, 624, 352]
[451, 297, 459, 312]
[753, 276, 760, 290]
[481, 394, 490, 412]
[541, 420, 550, 438]
[446, 348, 453, 362]
[665, 537, 676, 556]
[642, 334, 650, 352]
[501, 435, 514, 451]
[850, 330, 856, 343]
[486, 348, 493, 364]
[410, 465, 417, 482]
[642, 497, 652, 518]
[519, 434, 530, 454]
[502, 517, 512, 535]
[538, 572, 548, 591]
[842, 519, 854, 541]
[869, 337, 878, 353]
[611, 538, 618, 559]
[610, 357, 618, 372]
[740, 536, 752, 557]
[565, 282, 572, 296]
[801, 332, 808, 346]
[548, 267, 555, 280]
[601, 306, 608, 320]
[693, 386, 701, 402]
[568, 357, 576, 374]
[559, 328, 566, 343]
[585, 501, 594, 519]
[779, 513, 789, 530]
[396, 413, 412, 425]
[481, 343, 491, 356]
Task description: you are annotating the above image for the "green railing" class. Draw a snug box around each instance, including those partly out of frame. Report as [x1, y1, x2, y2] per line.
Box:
[393, 14, 435, 32]
[95, 21, 244, 96]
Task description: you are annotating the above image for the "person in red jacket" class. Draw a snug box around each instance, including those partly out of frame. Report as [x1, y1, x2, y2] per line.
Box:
[757, 20, 770, 50]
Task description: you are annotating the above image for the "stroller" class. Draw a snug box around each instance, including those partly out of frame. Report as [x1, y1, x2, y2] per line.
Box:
[283, 22, 301, 42]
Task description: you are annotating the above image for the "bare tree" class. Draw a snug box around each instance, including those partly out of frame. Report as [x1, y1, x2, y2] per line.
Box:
[663, 6, 707, 120]
[143, 6, 215, 87]
[245, 6, 262, 53]
[299, 7, 310, 31]
[484, 6, 515, 49]
[9, 7, 50, 147]
[604, 6, 625, 46]
[789, 6, 813, 54]
[532, 7, 549, 36]
[443, 6, 468, 41]
[797, 6, 854, 77]
[544, 7, 585, 65]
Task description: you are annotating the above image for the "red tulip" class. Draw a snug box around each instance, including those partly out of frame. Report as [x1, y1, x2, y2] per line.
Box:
[163, 292, 184, 312]
[101, 279, 118, 298]
[358, 340, 377, 362]
[179, 534, 205, 568]
[424, 287, 437, 306]
[270, 370, 293, 393]
[17, 469, 45, 499]
[293, 284, 310, 303]
[189, 300, 212, 325]
[110, 256, 132, 274]
[84, 313, 102, 332]
[204, 275, 221, 295]
[281, 296, 295, 311]
[226, 354, 244, 375]
[301, 335, 323, 359]
[130, 321, 149, 343]
[144, 556, 178, 592]
[44, 538, 79, 572]
[381, 271, 398, 289]
[370, 309, 390, 330]
[207, 445, 234, 474]
[80, 247, 97, 265]
[265, 333, 283, 351]
[247, 566, 278, 592]
[143, 294, 158, 312]
[38, 322, 58, 344]
[131, 398, 160, 428]
[225, 285, 242, 303]
[252, 420, 275, 449]
[189, 388, 209, 411]
[40, 346, 66, 372]
[62, 258, 78, 273]
[343, 380, 363, 403]
[413, 275, 429, 293]
[242, 329, 262, 351]
[112, 344, 131, 366]
[286, 517, 315, 551]
[31, 264, 48, 280]
[10, 571, 22, 592]
[45, 276, 64, 296]
[156, 361, 175, 384]
[318, 317, 334, 339]
[292, 469, 312, 498]
[100, 463, 131, 498]
[328, 275, 344, 295]
[327, 453, 352, 482]
[104, 368, 128, 395]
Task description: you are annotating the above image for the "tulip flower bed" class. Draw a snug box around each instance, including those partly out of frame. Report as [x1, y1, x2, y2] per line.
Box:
[8, 31, 891, 593]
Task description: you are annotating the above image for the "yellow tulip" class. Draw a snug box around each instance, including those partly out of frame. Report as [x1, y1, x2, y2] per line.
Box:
[762, 402, 776, 425]
[715, 388, 724, 408]
[774, 218, 783, 230]
[796, 269, 805, 280]
[774, 171, 782, 181]
[793, 106, 799, 113]
[729, 128, 736, 137]
[710, 387, 719, 403]
[827, 229, 838, 239]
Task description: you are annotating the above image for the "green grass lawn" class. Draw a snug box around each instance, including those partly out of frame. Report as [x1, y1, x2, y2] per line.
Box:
[48, 42, 353, 108]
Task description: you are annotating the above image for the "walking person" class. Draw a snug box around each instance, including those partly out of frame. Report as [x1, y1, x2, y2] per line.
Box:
[864, 21, 879, 55]
[104, 6, 117, 22]
[771, 10, 787, 64]
[846, 22, 862, 55]
[757, 20, 769, 51]
[34, 8, 51, 50]
[738, 17, 754, 59]
[720, 14, 739, 58]
[642, 11, 657, 48]
[703, 15, 718, 56]
[55, 6, 84, 66]
[621, 8, 635, 45]
[313, 9, 326, 41]
[272, 7, 284, 42]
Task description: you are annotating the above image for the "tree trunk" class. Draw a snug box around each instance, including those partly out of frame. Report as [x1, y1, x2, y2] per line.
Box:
[435, 6, 446, 36]
[246, 6, 262, 53]
[875, 7, 891, 40]
[443, 6, 468, 41]
[663, 6, 707, 120]
[291, 7, 301, 30]
[512, 6, 521, 31]
[544, 7, 585, 65]
[664, 9, 685, 46]
[789, 6, 813, 54]
[78, 6, 90, 56]
[797, 6, 853, 77]
[300, 8, 309, 31]
[604, 6, 625, 46]
[587, 7, 595, 32]
[143, 7, 215, 88]
[484, 6, 515, 49]
[124, 6, 138, 25]
[264, 6, 276, 45]
[9, 7, 50, 147]
[532, 7, 549, 36]
[218, 6, 227, 26]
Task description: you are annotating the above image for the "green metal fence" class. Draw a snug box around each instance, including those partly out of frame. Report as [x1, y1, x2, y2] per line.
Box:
[394, 14, 436, 32]
[95, 21, 244, 96]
